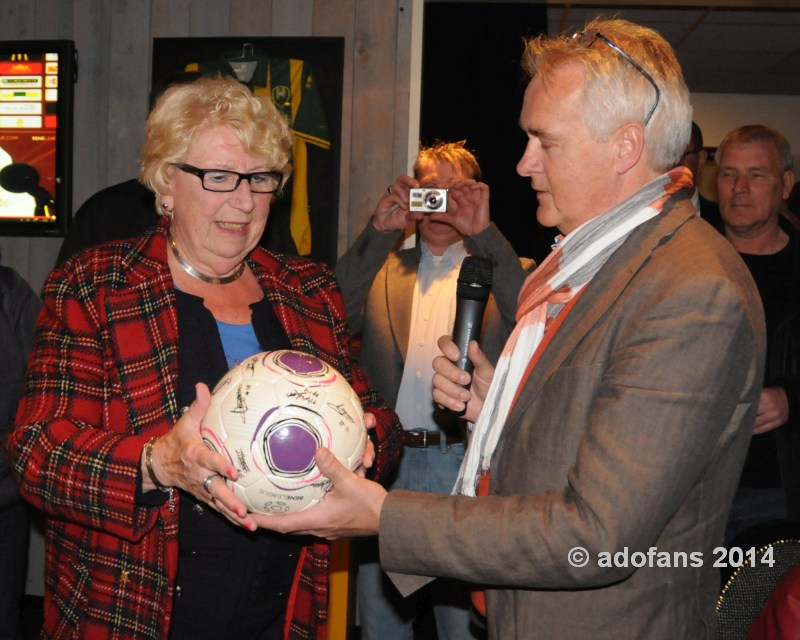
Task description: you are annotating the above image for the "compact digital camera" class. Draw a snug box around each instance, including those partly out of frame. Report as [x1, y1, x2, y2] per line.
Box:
[409, 188, 448, 213]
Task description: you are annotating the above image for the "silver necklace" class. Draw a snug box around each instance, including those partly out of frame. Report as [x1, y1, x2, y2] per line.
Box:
[167, 233, 245, 285]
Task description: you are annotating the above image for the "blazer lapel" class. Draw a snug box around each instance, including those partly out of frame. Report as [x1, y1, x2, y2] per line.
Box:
[106, 229, 181, 433]
[501, 199, 696, 439]
[385, 246, 420, 362]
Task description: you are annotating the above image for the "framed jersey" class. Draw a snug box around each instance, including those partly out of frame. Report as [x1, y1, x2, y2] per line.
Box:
[152, 37, 343, 266]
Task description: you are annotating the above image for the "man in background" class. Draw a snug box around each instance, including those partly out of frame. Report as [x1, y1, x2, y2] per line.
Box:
[0, 253, 41, 640]
[680, 120, 721, 228]
[335, 140, 532, 639]
[717, 124, 800, 543]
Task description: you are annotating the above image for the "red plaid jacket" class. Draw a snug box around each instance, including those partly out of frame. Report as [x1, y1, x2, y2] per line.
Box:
[9, 220, 402, 639]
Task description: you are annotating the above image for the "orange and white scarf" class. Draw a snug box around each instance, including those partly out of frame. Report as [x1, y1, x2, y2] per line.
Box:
[454, 168, 693, 496]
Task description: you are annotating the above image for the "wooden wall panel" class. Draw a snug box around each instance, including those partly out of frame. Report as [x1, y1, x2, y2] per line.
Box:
[0, 4, 34, 37]
[230, 1, 272, 36]
[108, 2, 152, 185]
[394, 0, 416, 179]
[347, 1, 404, 243]
[188, 0, 230, 36]
[152, 0, 193, 37]
[34, 0, 74, 37]
[272, 0, 315, 36]
[72, 0, 111, 203]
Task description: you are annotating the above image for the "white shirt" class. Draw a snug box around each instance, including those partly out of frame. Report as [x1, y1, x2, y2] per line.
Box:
[394, 240, 467, 431]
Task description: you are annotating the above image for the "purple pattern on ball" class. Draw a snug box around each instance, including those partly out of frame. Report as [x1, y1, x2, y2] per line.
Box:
[276, 351, 325, 376]
[267, 423, 318, 473]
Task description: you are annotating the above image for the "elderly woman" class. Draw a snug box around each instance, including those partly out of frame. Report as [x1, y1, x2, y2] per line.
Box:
[8, 76, 402, 640]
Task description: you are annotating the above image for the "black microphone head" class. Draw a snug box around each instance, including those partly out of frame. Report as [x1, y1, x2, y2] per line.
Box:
[457, 256, 493, 301]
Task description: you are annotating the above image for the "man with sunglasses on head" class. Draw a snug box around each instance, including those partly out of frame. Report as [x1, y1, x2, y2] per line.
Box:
[255, 17, 765, 639]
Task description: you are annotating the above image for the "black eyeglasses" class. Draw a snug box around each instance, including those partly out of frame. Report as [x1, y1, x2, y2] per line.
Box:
[575, 29, 661, 126]
[172, 163, 283, 194]
[680, 149, 699, 160]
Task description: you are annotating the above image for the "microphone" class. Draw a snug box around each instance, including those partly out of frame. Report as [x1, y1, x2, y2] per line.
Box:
[448, 256, 493, 414]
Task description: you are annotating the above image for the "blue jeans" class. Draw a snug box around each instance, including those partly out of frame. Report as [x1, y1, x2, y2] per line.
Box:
[357, 443, 483, 640]
[725, 486, 787, 545]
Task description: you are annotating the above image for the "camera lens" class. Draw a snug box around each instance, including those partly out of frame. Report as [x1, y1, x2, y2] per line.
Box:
[424, 191, 442, 210]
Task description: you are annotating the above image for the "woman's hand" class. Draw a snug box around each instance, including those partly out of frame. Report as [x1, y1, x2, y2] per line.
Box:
[142, 382, 257, 530]
[354, 412, 377, 478]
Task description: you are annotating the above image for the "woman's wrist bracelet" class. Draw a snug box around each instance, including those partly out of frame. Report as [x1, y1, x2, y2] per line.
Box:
[143, 435, 175, 512]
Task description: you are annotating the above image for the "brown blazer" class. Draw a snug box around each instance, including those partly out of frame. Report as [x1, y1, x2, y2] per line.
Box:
[381, 195, 766, 639]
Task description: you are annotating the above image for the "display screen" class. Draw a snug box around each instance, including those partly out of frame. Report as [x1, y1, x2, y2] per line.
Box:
[0, 40, 75, 237]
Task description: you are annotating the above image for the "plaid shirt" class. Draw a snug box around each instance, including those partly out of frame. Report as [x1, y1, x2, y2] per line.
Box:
[9, 220, 402, 639]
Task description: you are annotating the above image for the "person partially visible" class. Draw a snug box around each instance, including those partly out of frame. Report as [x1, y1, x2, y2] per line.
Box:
[679, 120, 722, 229]
[335, 140, 532, 640]
[717, 125, 800, 544]
[0, 255, 41, 640]
[789, 182, 800, 219]
[784, 181, 800, 230]
[8, 75, 402, 640]
[748, 563, 800, 639]
[254, 17, 765, 640]
[55, 178, 159, 265]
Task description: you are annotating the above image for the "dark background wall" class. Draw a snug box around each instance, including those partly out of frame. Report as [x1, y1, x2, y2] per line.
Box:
[421, 2, 555, 264]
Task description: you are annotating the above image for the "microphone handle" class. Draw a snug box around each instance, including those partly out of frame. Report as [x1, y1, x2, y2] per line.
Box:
[448, 297, 488, 417]
[452, 297, 488, 375]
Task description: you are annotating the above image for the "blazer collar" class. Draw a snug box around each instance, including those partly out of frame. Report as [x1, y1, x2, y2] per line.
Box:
[502, 193, 696, 434]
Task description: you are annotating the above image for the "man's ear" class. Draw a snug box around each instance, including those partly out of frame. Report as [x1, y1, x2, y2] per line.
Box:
[614, 122, 645, 175]
[782, 169, 795, 201]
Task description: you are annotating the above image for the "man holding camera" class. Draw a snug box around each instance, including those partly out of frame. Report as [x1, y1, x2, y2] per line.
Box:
[335, 140, 532, 639]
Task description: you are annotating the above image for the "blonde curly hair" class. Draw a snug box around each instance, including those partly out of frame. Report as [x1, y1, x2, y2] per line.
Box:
[139, 75, 293, 215]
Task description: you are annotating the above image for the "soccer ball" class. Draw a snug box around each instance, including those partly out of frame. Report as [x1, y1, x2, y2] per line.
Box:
[200, 349, 368, 514]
